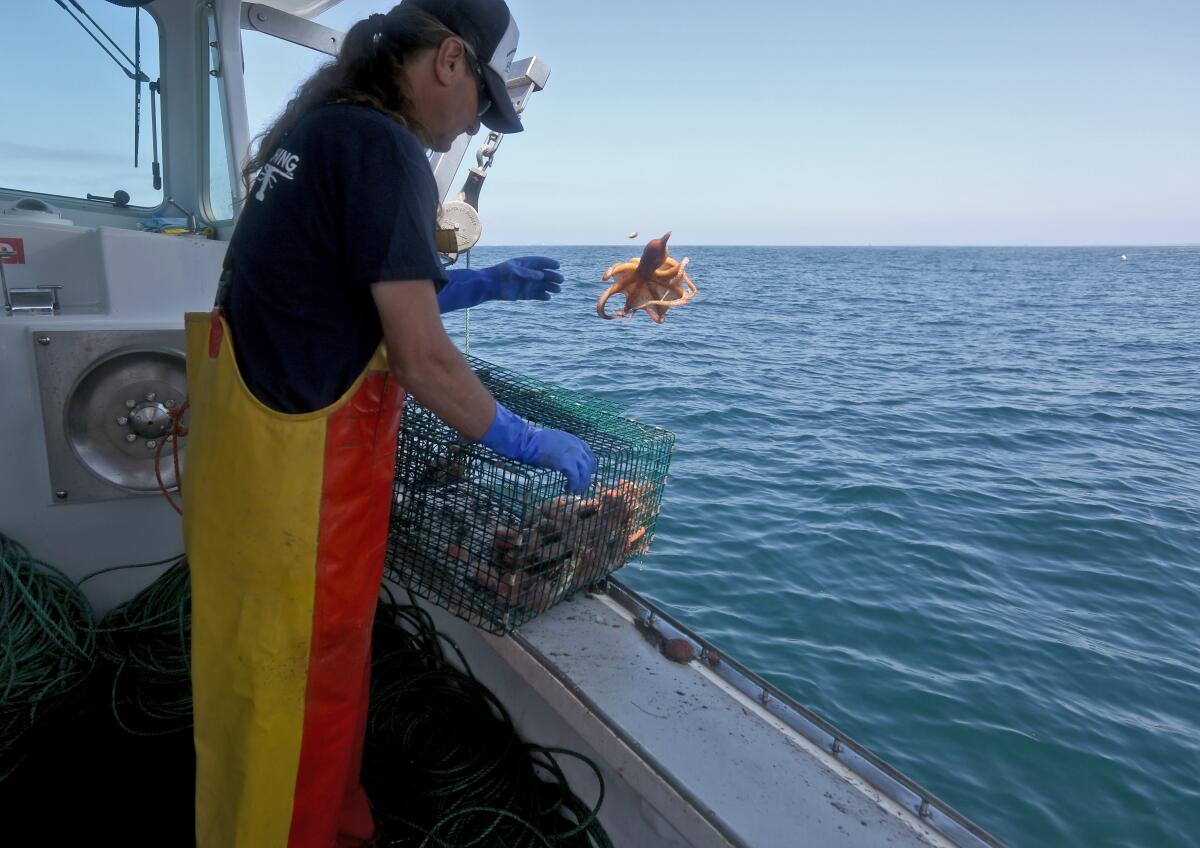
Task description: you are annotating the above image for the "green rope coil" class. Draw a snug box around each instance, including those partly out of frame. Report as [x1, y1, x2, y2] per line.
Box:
[0, 533, 95, 781]
[2, 533, 614, 846]
[365, 590, 614, 848]
[92, 557, 192, 735]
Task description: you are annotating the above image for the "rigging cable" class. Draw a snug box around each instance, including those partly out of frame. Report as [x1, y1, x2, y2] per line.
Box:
[52, 0, 149, 82]
[53, 0, 155, 180]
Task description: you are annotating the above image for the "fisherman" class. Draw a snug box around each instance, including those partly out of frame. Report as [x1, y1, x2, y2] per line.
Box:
[181, 1, 595, 845]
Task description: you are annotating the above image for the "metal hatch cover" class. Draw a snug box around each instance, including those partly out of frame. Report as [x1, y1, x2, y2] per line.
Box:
[31, 329, 187, 505]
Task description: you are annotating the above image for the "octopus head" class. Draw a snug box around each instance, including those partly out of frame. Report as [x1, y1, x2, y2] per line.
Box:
[635, 231, 672, 278]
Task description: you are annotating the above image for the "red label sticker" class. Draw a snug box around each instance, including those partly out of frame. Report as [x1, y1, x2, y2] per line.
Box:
[0, 238, 25, 264]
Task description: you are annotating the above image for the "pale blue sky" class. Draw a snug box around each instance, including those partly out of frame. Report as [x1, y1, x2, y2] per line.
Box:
[5, 0, 1198, 245]
[295, 0, 1199, 246]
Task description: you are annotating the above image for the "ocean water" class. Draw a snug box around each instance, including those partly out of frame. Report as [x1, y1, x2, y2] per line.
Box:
[444, 245, 1200, 848]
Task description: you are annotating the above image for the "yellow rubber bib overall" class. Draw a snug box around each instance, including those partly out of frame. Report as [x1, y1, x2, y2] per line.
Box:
[183, 310, 403, 848]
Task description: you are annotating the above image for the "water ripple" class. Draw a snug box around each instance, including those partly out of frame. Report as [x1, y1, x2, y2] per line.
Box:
[455, 246, 1200, 848]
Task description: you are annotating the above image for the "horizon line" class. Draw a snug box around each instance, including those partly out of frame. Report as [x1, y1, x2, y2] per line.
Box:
[474, 243, 1200, 249]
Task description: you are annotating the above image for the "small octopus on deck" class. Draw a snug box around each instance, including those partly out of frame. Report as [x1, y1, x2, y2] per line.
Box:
[597, 231, 697, 323]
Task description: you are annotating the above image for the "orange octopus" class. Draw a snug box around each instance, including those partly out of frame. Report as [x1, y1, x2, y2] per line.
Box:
[597, 231, 697, 323]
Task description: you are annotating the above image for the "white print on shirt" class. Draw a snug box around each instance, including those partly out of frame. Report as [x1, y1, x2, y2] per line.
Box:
[254, 148, 301, 202]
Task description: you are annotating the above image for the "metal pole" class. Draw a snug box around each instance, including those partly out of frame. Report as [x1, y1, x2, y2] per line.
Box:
[1, 259, 12, 313]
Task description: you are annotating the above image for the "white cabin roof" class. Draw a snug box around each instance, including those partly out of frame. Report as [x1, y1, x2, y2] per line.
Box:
[253, 0, 346, 19]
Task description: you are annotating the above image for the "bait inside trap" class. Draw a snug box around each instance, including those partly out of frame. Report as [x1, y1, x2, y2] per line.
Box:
[385, 357, 675, 635]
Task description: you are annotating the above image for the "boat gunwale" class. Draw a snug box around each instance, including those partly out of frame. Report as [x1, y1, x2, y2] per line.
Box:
[600, 577, 1006, 848]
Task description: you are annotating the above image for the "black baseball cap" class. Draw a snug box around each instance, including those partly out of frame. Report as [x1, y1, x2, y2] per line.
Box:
[401, 0, 523, 133]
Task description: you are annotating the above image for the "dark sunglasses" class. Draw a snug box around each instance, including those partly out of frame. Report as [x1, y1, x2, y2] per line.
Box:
[461, 41, 492, 118]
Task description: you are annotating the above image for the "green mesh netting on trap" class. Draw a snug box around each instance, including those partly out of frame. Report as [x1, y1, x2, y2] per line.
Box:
[385, 356, 675, 635]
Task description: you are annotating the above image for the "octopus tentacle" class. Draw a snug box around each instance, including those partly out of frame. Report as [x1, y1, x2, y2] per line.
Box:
[651, 277, 687, 300]
[640, 305, 667, 324]
[602, 260, 638, 281]
[671, 263, 697, 298]
[642, 260, 695, 309]
[652, 259, 680, 279]
[596, 281, 625, 319]
[642, 292, 695, 311]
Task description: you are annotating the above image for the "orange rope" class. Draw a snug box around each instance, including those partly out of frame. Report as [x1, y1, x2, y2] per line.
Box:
[154, 398, 190, 515]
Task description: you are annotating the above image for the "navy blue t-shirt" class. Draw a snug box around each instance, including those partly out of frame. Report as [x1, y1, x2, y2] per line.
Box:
[223, 104, 447, 413]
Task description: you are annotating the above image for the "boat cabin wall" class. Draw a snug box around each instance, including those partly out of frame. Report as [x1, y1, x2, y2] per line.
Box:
[0, 217, 225, 617]
[0, 0, 247, 616]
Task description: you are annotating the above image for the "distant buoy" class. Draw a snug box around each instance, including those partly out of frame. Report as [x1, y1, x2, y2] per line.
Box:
[628, 231, 638, 239]
[1120, 254, 1127, 261]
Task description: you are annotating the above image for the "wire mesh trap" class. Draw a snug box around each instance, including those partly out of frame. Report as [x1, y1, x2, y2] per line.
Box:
[385, 357, 675, 635]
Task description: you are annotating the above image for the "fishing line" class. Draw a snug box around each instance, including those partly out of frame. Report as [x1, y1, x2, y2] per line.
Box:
[464, 249, 472, 355]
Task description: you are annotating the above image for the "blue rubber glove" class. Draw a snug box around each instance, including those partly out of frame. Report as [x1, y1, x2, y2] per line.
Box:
[478, 401, 597, 494]
[437, 257, 563, 314]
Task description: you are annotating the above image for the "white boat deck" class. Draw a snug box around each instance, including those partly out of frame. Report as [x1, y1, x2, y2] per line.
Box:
[418, 582, 987, 847]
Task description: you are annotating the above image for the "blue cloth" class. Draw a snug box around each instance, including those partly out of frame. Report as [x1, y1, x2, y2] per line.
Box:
[478, 401, 596, 494]
[437, 257, 563, 314]
[137, 215, 190, 232]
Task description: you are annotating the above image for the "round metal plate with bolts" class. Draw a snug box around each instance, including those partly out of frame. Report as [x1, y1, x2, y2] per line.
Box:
[65, 347, 188, 492]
